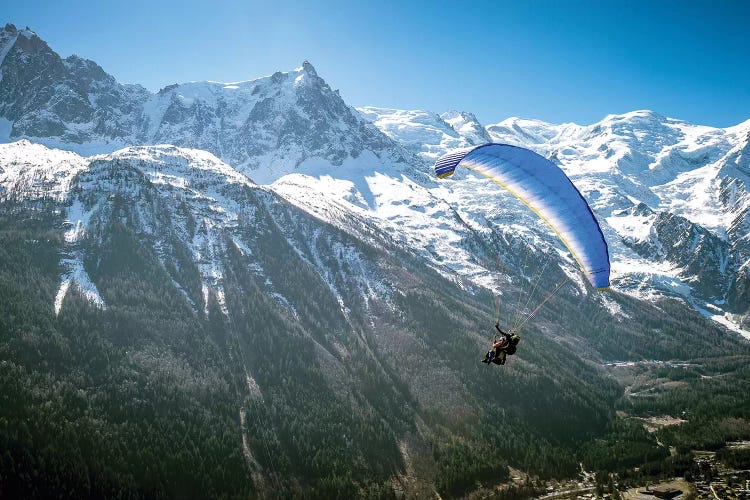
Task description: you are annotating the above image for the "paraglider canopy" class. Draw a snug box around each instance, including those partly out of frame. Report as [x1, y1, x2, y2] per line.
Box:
[434, 143, 610, 290]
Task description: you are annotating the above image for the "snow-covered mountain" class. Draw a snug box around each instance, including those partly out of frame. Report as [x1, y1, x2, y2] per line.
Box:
[358, 106, 750, 335]
[3, 23, 750, 497]
[0, 23, 415, 183]
[3, 21, 750, 337]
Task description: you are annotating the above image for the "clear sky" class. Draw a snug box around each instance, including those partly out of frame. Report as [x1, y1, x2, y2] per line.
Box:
[5, 0, 749, 127]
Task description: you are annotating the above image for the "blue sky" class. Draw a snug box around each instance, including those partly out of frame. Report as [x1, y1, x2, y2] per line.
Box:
[6, 0, 749, 127]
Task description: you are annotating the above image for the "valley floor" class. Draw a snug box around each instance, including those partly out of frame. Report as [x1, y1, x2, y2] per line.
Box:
[470, 450, 750, 499]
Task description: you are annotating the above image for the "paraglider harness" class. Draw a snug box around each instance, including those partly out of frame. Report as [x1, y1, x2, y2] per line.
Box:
[482, 323, 520, 365]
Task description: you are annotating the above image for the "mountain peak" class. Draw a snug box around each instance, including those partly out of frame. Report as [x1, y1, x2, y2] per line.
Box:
[3, 23, 40, 41]
[441, 110, 479, 123]
[440, 110, 491, 145]
[600, 109, 672, 126]
[63, 54, 110, 81]
[4, 23, 48, 54]
[298, 60, 318, 77]
[18, 27, 37, 39]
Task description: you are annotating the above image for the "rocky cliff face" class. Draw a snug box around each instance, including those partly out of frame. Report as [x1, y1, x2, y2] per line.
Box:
[611, 202, 731, 300]
[0, 24, 150, 142]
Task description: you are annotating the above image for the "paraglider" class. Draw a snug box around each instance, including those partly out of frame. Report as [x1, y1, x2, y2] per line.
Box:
[434, 143, 610, 366]
[482, 323, 520, 366]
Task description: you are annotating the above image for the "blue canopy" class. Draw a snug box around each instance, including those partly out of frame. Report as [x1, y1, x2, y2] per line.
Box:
[435, 143, 610, 290]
